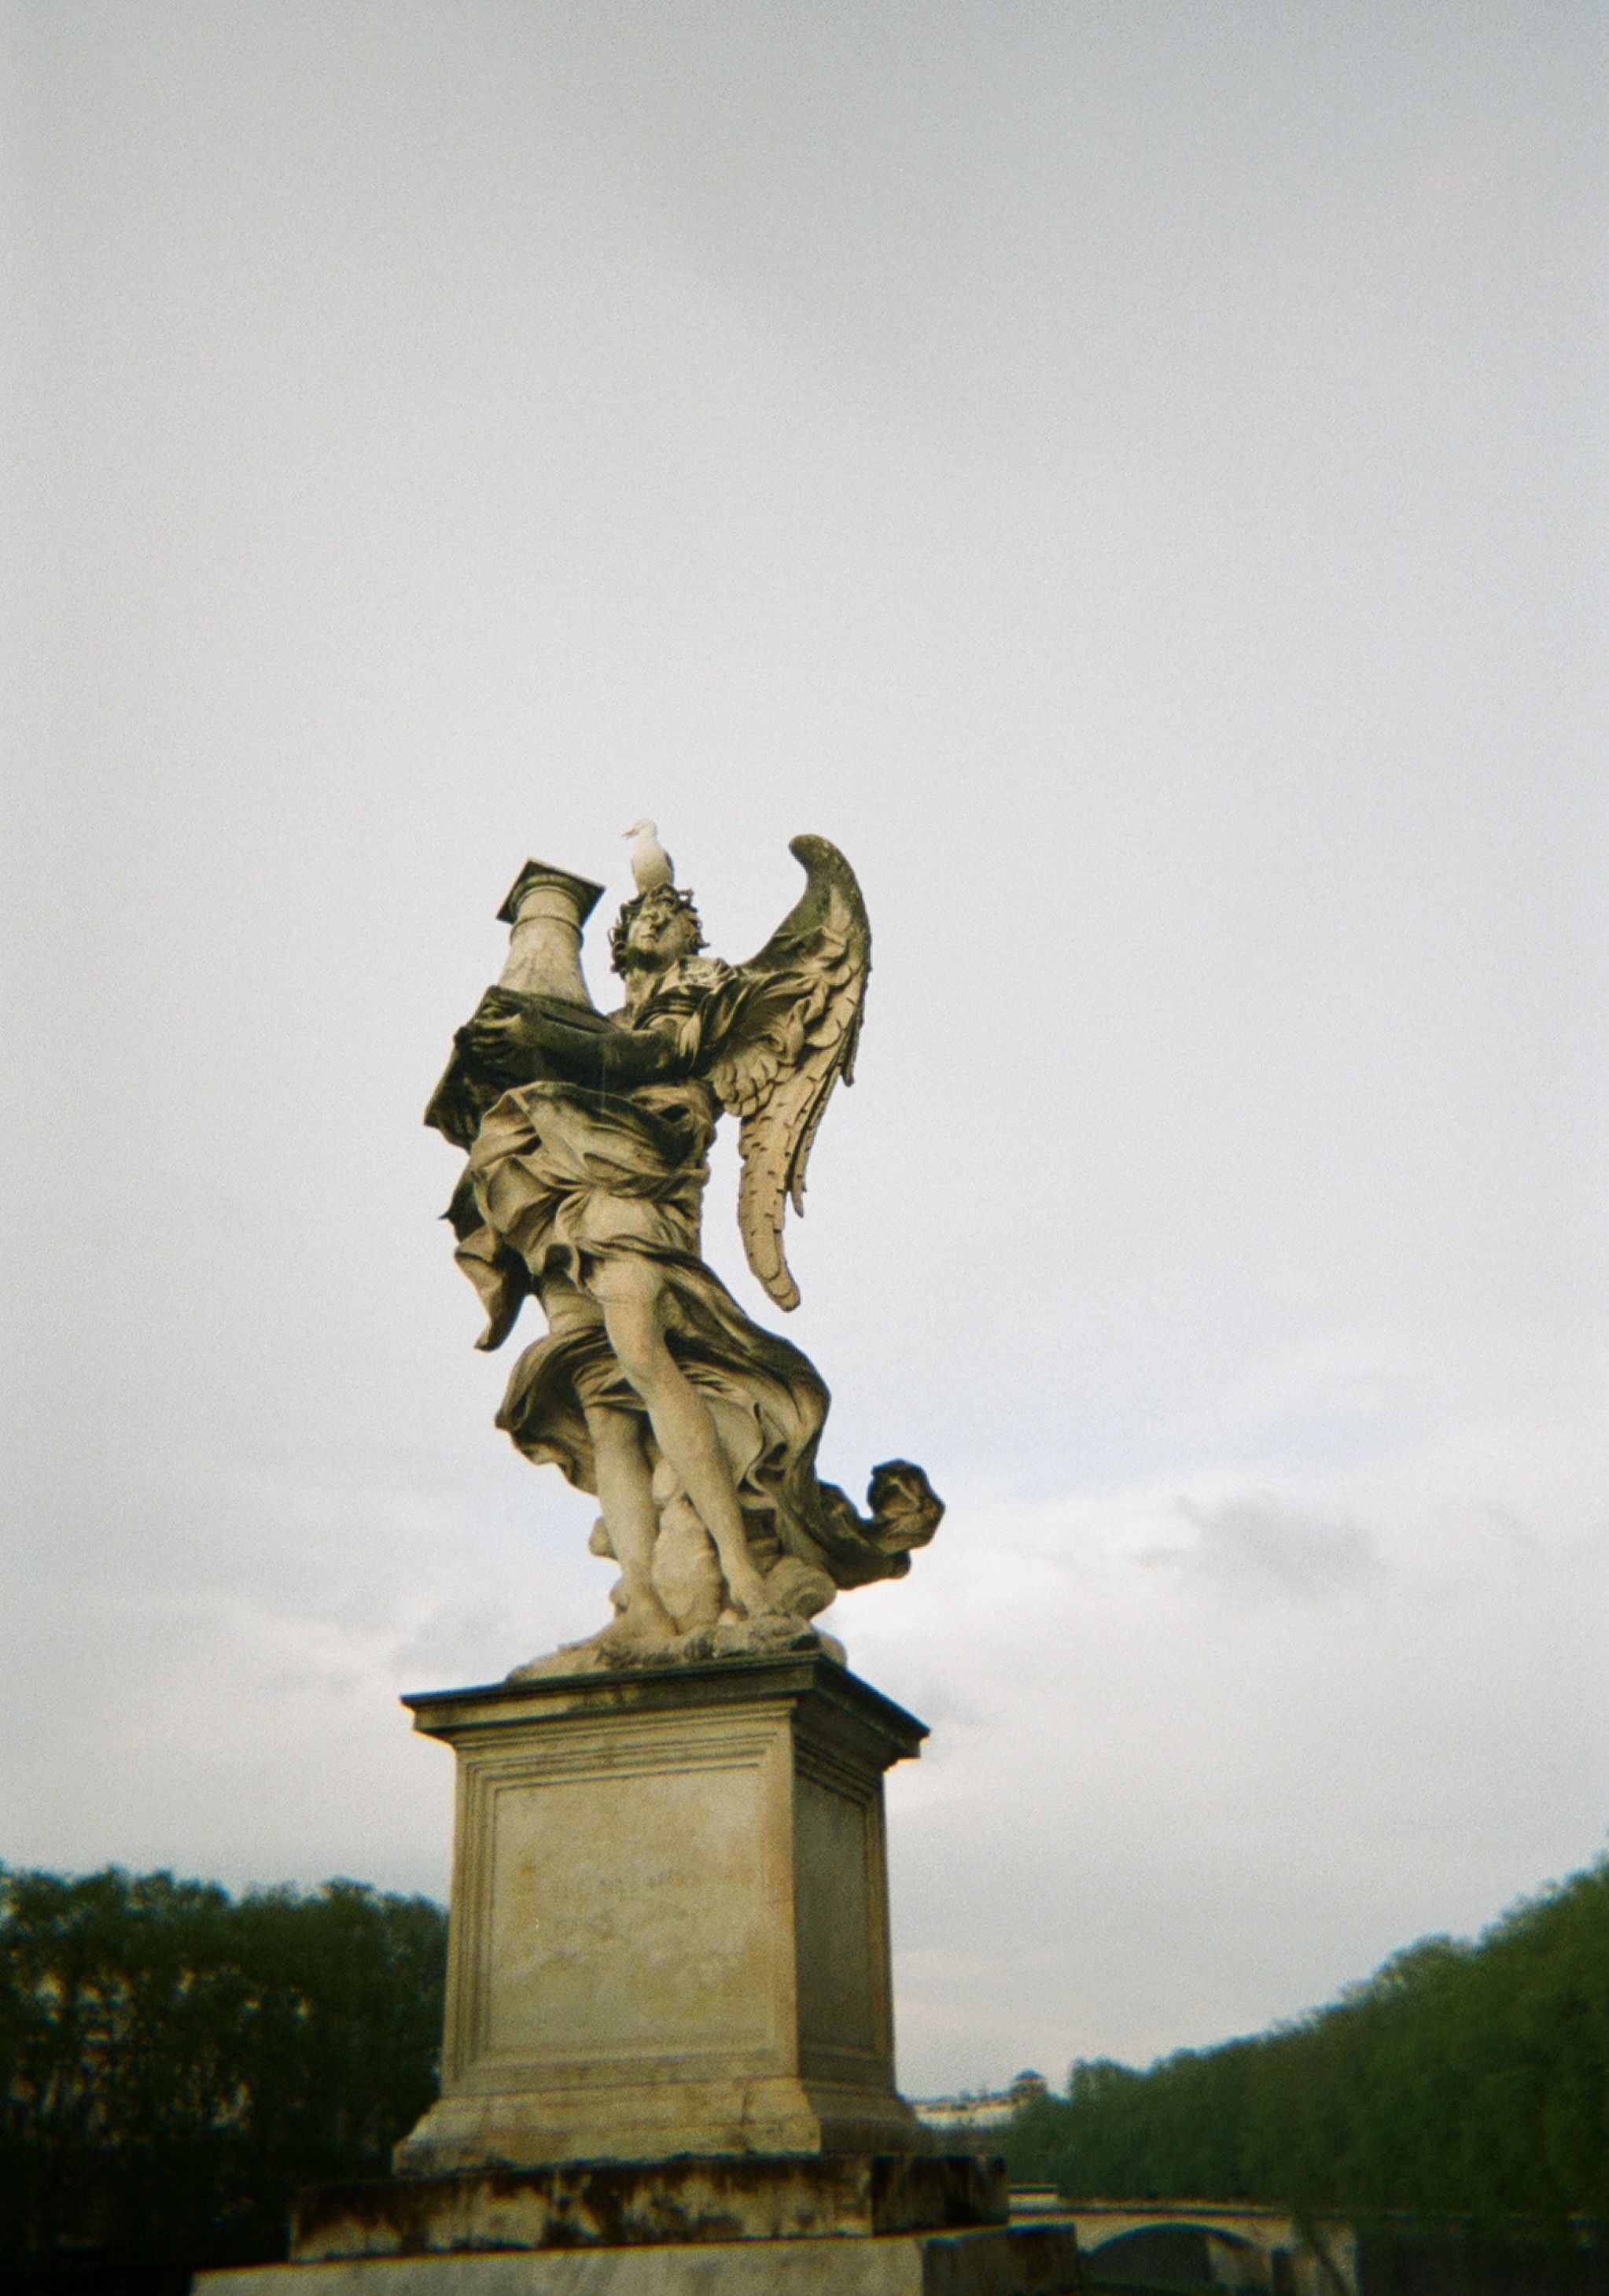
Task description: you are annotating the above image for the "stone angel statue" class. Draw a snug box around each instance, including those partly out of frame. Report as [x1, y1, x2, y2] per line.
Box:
[425, 834, 942, 1671]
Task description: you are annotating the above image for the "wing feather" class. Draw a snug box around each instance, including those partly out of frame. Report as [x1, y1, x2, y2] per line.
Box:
[705, 835, 871, 1310]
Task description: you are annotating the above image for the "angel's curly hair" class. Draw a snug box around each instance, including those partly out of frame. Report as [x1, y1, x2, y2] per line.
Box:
[609, 883, 706, 975]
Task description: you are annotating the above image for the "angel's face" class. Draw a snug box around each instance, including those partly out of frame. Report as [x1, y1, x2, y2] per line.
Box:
[625, 898, 700, 970]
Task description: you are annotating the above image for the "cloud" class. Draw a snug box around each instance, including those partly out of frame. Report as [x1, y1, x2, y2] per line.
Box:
[4, 0, 1603, 2108]
[840, 1336, 1609, 2090]
[1147, 1491, 1377, 1601]
[13, 1318, 1600, 2098]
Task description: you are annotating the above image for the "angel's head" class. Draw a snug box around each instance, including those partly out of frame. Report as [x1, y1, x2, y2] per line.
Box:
[609, 883, 705, 977]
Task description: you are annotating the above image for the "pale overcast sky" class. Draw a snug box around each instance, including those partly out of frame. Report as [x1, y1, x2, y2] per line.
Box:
[6, 2, 1606, 2092]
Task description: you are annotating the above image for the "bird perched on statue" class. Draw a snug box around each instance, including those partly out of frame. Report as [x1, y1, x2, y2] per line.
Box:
[624, 819, 674, 894]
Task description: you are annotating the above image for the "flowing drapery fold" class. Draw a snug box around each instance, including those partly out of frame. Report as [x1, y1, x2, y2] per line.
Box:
[447, 1074, 937, 1590]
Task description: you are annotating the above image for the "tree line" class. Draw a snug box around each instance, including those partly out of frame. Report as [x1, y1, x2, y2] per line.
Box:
[0, 1866, 446, 2288]
[1002, 1855, 1609, 2228]
[7, 1852, 1608, 2287]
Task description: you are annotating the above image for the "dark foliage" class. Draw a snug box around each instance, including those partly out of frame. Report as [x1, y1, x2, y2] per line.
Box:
[0, 1866, 447, 2283]
[1001, 1856, 1609, 2227]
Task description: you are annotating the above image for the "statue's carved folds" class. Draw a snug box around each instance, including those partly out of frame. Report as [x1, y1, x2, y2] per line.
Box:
[425, 835, 942, 1675]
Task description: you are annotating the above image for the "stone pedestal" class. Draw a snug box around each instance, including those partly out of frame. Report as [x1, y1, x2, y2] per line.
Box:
[394, 1654, 932, 2173]
[193, 1658, 1084, 2294]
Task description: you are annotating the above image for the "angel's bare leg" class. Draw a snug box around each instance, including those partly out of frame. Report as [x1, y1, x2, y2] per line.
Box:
[538, 1273, 676, 1639]
[586, 1406, 677, 1640]
[595, 1263, 772, 1618]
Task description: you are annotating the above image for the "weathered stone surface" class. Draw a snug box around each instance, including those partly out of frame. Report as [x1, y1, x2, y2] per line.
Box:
[423, 831, 942, 1674]
[293, 2155, 1008, 2259]
[199, 2223, 1083, 2295]
[392, 1655, 931, 2175]
[495, 863, 605, 1006]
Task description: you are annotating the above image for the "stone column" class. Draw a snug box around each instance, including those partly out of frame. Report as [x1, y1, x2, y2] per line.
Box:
[392, 1653, 933, 2175]
[495, 860, 606, 1009]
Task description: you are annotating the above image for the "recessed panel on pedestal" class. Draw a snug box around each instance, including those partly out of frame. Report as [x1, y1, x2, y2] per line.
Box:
[474, 1739, 782, 2073]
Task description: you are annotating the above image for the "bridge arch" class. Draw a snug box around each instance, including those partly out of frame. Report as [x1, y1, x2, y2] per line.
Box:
[1086, 2221, 1272, 2292]
[1040, 2202, 1357, 2296]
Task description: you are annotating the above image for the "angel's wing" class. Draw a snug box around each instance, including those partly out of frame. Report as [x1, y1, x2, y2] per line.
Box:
[705, 835, 871, 1310]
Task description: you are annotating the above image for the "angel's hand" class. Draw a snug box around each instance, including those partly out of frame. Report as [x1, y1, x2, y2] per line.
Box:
[463, 992, 676, 1089]
[426, 990, 613, 1141]
[520, 993, 612, 1034]
[459, 990, 585, 1081]
[462, 1004, 546, 1065]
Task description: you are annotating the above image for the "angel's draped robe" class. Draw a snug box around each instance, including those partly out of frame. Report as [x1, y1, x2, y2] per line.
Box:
[444, 960, 911, 1592]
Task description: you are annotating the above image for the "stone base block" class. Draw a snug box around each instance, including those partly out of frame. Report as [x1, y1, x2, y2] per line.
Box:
[197, 2222, 1082, 2294]
[392, 1657, 930, 2173]
[397, 2077, 924, 2177]
[292, 2157, 1008, 2259]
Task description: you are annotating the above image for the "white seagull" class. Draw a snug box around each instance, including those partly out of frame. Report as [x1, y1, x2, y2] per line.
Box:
[624, 819, 674, 894]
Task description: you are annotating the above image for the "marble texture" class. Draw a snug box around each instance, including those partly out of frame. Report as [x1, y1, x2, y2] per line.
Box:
[422, 835, 942, 1673]
[496, 864, 606, 1007]
[392, 1655, 930, 2176]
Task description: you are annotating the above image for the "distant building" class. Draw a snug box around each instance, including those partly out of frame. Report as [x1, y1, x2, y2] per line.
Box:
[910, 2069, 1048, 2149]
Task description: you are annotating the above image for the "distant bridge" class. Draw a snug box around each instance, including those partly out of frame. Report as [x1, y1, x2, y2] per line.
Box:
[1008, 2196, 1359, 2296]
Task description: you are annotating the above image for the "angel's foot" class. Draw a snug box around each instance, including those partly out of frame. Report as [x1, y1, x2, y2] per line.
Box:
[600, 1591, 679, 1653]
[723, 1563, 790, 1621]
